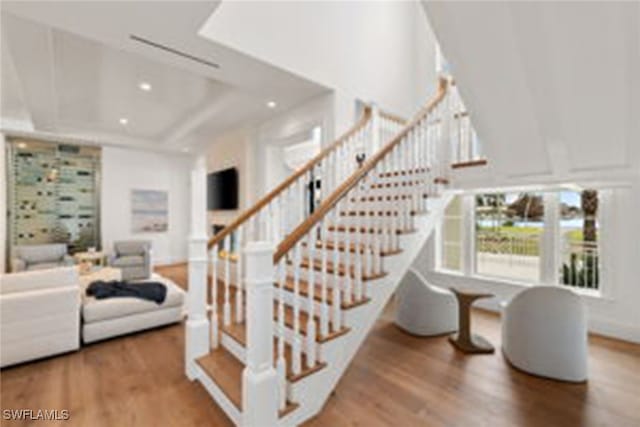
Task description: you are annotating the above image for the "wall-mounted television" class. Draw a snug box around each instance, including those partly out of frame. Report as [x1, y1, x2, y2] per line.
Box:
[207, 167, 238, 210]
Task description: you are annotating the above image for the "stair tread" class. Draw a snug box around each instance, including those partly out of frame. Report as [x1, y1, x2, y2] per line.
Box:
[327, 224, 416, 235]
[292, 256, 387, 281]
[351, 193, 428, 202]
[222, 323, 328, 383]
[280, 275, 370, 309]
[340, 209, 423, 216]
[371, 180, 425, 189]
[378, 167, 428, 177]
[301, 239, 402, 257]
[197, 348, 299, 418]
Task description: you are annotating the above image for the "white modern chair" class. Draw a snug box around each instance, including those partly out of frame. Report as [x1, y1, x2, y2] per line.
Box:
[501, 286, 588, 382]
[395, 268, 458, 336]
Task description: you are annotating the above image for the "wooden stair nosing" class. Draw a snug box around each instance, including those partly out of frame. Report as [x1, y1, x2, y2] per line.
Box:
[350, 193, 429, 202]
[327, 224, 417, 235]
[378, 167, 428, 177]
[370, 181, 425, 189]
[290, 256, 388, 282]
[196, 349, 299, 418]
[340, 209, 423, 217]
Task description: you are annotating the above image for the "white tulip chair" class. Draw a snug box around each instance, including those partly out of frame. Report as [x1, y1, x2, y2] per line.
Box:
[395, 268, 458, 336]
[501, 286, 588, 382]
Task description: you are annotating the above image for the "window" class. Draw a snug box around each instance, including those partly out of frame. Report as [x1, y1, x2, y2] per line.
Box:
[559, 190, 600, 290]
[475, 192, 544, 282]
[437, 186, 605, 295]
[441, 196, 463, 272]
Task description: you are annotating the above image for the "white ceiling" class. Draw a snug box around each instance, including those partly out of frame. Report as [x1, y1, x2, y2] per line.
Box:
[0, 1, 329, 152]
[424, 1, 640, 182]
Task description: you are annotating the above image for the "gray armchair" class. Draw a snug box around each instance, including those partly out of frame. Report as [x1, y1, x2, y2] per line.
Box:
[110, 240, 152, 280]
[11, 244, 74, 272]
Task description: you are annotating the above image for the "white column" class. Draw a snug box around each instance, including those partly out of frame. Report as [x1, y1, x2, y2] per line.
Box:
[242, 241, 279, 427]
[186, 155, 210, 380]
[541, 192, 560, 285]
[462, 195, 475, 276]
[370, 103, 380, 156]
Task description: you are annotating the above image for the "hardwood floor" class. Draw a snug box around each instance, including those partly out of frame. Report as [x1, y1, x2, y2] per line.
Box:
[1, 264, 638, 426]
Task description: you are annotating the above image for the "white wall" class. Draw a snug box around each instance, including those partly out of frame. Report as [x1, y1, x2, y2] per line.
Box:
[101, 146, 191, 266]
[0, 133, 6, 273]
[251, 93, 337, 198]
[200, 0, 438, 118]
[205, 127, 254, 231]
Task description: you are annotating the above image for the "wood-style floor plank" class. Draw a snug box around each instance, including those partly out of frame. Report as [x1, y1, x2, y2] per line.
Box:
[1, 264, 638, 427]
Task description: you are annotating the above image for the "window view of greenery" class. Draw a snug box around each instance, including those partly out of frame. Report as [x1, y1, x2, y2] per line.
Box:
[475, 192, 544, 282]
[559, 190, 599, 290]
[441, 196, 463, 272]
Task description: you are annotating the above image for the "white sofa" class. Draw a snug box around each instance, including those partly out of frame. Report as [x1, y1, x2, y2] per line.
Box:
[81, 273, 185, 343]
[501, 286, 588, 382]
[394, 268, 458, 336]
[0, 267, 80, 368]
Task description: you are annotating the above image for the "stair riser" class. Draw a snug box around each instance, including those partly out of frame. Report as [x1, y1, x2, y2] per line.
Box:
[332, 215, 415, 231]
[297, 247, 384, 277]
[341, 198, 425, 214]
[319, 229, 400, 253]
[285, 264, 357, 290]
[349, 195, 429, 211]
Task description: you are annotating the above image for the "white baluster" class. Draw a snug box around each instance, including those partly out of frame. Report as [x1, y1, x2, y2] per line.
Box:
[235, 227, 244, 323]
[352, 188, 363, 301]
[306, 229, 317, 367]
[331, 208, 342, 332]
[276, 259, 287, 411]
[342, 198, 353, 306]
[319, 218, 329, 338]
[210, 244, 219, 349]
[292, 243, 302, 375]
[223, 236, 231, 326]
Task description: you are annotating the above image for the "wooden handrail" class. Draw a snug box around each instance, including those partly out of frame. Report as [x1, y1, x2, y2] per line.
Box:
[207, 106, 372, 249]
[274, 77, 449, 262]
[380, 110, 407, 126]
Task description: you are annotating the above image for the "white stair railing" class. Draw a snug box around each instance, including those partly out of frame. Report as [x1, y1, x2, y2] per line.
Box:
[187, 76, 485, 426]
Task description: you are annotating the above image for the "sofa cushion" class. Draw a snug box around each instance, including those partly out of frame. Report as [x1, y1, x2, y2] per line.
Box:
[27, 262, 65, 271]
[82, 273, 184, 323]
[0, 267, 79, 295]
[113, 255, 144, 267]
[16, 244, 67, 264]
[115, 241, 149, 256]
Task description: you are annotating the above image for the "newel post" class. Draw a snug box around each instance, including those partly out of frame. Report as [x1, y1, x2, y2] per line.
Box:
[186, 155, 210, 380]
[242, 241, 278, 426]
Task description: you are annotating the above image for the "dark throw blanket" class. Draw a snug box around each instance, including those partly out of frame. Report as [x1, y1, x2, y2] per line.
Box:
[86, 280, 167, 304]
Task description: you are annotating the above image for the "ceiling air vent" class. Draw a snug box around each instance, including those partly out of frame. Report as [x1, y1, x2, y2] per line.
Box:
[129, 34, 220, 69]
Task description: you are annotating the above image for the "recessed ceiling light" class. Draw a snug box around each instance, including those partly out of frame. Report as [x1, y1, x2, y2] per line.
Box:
[139, 82, 152, 91]
[119, 118, 128, 125]
[267, 101, 277, 109]
[17, 142, 27, 149]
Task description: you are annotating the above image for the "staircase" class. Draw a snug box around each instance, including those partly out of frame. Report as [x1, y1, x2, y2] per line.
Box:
[185, 77, 466, 426]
